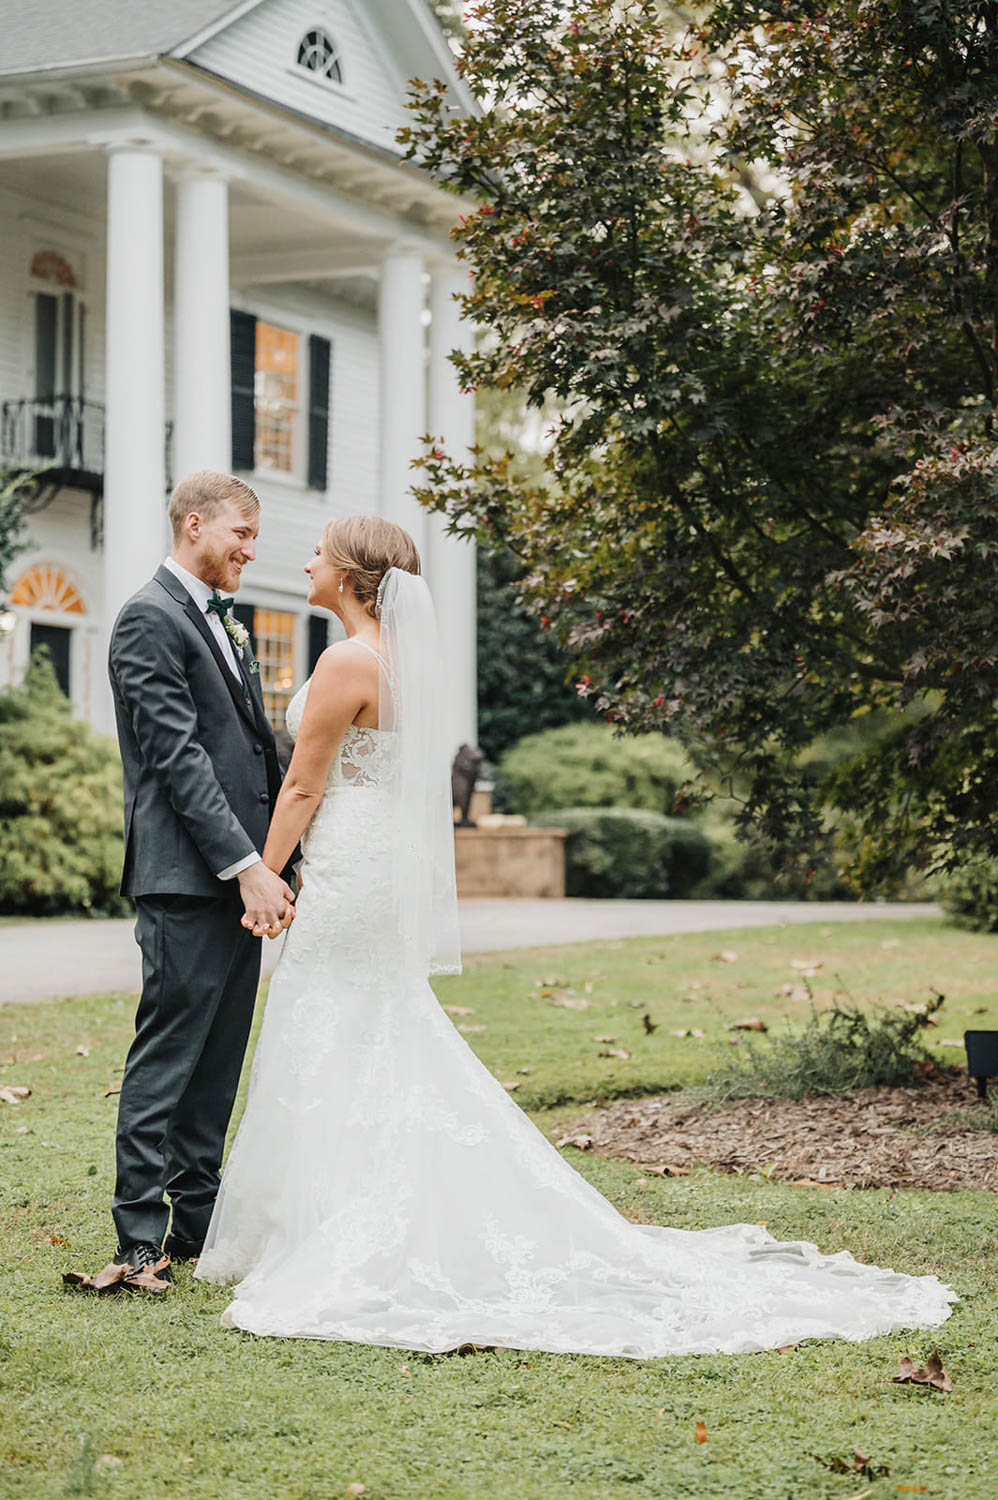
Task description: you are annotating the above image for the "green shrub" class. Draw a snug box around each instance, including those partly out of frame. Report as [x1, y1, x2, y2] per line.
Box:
[941, 857, 998, 932]
[700, 994, 943, 1101]
[0, 650, 128, 916]
[533, 807, 711, 899]
[501, 722, 692, 819]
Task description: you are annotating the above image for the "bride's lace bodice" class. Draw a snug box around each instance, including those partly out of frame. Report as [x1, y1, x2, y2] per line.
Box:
[286, 676, 397, 789]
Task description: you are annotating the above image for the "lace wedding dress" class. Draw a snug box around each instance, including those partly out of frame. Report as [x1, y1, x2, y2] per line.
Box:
[196, 652, 955, 1356]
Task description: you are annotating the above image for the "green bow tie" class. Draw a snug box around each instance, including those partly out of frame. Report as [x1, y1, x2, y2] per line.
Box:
[206, 593, 234, 618]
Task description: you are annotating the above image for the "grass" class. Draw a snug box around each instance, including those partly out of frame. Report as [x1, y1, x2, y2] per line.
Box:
[1, 916, 996, 1499]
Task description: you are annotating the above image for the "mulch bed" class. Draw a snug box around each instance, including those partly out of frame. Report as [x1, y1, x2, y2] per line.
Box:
[563, 1072, 998, 1192]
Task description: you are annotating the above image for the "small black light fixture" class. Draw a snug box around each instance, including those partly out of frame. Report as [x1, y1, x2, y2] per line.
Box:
[964, 1030, 998, 1101]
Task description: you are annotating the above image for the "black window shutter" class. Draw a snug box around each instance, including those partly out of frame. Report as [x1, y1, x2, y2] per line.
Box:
[307, 334, 331, 491]
[308, 614, 329, 673]
[230, 309, 257, 471]
[232, 603, 257, 655]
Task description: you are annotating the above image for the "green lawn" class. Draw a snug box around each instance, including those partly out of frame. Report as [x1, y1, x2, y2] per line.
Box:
[1, 917, 996, 1499]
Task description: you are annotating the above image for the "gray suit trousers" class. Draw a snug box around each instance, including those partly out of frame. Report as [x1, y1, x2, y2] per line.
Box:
[111, 888, 261, 1251]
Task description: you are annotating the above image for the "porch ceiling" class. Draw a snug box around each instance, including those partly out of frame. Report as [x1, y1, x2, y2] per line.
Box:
[0, 146, 413, 305]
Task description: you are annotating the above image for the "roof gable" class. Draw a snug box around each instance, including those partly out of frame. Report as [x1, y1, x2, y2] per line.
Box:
[174, 0, 467, 158]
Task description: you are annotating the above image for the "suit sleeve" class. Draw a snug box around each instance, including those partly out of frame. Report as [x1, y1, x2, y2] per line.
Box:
[110, 601, 257, 876]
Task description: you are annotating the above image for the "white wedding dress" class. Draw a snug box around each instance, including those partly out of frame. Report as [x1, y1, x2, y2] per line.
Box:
[196, 653, 955, 1357]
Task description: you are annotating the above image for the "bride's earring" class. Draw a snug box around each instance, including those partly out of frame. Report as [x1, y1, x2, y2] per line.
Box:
[338, 576, 345, 595]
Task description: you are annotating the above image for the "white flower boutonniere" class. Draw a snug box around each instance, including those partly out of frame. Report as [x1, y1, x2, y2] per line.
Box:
[223, 615, 260, 674]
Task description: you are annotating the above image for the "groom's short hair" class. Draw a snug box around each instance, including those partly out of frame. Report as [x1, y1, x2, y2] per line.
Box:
[168, 470, 260, 541]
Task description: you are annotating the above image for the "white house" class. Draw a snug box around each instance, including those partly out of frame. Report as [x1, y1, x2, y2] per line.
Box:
[0, 0, 477, 746]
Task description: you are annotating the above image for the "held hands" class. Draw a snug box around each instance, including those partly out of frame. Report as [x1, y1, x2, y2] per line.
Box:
[237, 861, 296, 939]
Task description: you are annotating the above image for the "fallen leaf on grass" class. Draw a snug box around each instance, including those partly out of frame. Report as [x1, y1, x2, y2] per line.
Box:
[813, 1448, 889, 1479]
[583, 981, 594, 994]
[553, 1420, 572, 1430]
[599, 1047, 631, 1060]
[536, 975, 568, 987]
[499, 1081, 521, 1092]
[102, 1084, 122, 1097]
[345, 1484, 365, 1496]
[671, 1028, 705, 1039]
[443, 1005, 475, 1016]
[553, 997, 589, 1010]
[714, 951, 738, 963]
[75, 1046, 89, 1057]
[458, 1024, 486, 1033]
[48, 1234, 69, 1246]
[593, 1034, 616, 1043]
[892, 1349, 952, 1392]
[938, 1039, 964, 1048]
[726, 1018, 768, 1032]
[515, 1066, 533, 1075]
[0, 1085, 31, 1104]
[792, 958, 823, 972]
[556, 1134, 593, 1151]
[644, 1163, 690, 1178]
[913, 1059, 945, 1081]
[694, 1421, 707, 1444]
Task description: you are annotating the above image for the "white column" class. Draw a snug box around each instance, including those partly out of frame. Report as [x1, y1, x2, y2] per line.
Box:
[173, 168, 231, 478]
[377, 246, 427, 552]
[101, 144, 166, 731]
[427, 264, 477, 750]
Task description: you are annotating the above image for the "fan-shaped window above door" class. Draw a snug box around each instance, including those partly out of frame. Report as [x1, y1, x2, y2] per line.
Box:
[9, 563, 86, 614]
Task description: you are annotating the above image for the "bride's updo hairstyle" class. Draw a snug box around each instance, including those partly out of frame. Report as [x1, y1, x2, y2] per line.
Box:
[321, 515, 421, 616]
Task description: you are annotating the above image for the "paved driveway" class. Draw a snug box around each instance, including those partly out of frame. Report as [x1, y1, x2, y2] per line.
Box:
[0, 899, 940, 1006]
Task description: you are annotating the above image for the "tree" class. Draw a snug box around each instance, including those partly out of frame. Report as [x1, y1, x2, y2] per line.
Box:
[0, 469, 28, 598]
[403, 0, 998, 889]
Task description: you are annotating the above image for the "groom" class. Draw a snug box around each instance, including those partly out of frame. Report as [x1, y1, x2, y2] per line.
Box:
[95, 470, 295, 1293]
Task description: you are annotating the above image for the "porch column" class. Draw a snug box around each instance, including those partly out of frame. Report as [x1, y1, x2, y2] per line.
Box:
[427, 264, 477, 750]
[103, 144, 166, 638]
[173, 167, 231, 478]
[377, 245, 427, 551]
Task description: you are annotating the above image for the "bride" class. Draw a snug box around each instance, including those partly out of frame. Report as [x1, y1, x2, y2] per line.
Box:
[195, 515, 955, 1357]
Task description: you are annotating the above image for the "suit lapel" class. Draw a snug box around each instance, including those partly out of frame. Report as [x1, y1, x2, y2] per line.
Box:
[152, 567, 258, 730]
[184, 596, 259, 730]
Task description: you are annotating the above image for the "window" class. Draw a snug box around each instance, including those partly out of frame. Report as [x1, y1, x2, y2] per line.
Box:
[30, 250, 85, 460]
[10, 564, 86, 614]
[297, 28, 343, 84]
[254, 321, 299, 475]
[252, 609, 297, 729]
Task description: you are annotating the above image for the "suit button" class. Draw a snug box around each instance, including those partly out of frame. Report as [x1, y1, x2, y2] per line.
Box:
[253, 743, 263, 754]
[258, 792, 269, 805]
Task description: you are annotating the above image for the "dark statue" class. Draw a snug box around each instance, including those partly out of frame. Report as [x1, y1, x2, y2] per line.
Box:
[452, 743, 484, 827]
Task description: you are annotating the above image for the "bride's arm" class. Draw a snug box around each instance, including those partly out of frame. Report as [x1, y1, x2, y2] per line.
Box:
[260, 645, 372, 876]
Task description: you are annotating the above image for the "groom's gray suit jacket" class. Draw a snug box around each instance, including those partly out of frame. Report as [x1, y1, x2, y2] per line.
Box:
[109, 564, 283, 898]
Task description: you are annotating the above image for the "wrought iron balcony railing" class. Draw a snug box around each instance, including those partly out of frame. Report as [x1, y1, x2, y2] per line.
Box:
[0, 395, 105, 491]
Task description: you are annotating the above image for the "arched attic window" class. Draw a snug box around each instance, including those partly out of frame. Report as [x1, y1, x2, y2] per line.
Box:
[296, 28, 343, 85]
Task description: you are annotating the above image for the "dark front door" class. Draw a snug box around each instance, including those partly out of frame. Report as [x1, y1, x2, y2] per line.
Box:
[30, 622, 71, 696]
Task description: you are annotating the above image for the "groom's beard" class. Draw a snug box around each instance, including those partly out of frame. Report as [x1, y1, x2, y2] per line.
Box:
[200, 547, 245, 594]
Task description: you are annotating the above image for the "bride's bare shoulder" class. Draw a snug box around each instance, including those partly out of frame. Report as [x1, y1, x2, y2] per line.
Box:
[310, 637, 380, 689]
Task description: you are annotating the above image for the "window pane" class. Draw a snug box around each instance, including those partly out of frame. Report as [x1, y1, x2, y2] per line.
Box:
[253, 608, 296, 729]
[254, 322, 298, 474]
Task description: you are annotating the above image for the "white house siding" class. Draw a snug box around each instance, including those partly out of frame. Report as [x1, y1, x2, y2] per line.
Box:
[190, 0, 410, 157]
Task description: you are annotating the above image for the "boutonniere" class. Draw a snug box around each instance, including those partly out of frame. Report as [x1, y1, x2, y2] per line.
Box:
[223, 615, 260, 674]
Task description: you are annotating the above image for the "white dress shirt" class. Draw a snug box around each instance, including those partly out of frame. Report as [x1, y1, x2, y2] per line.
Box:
[162, 556, 261, 881]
